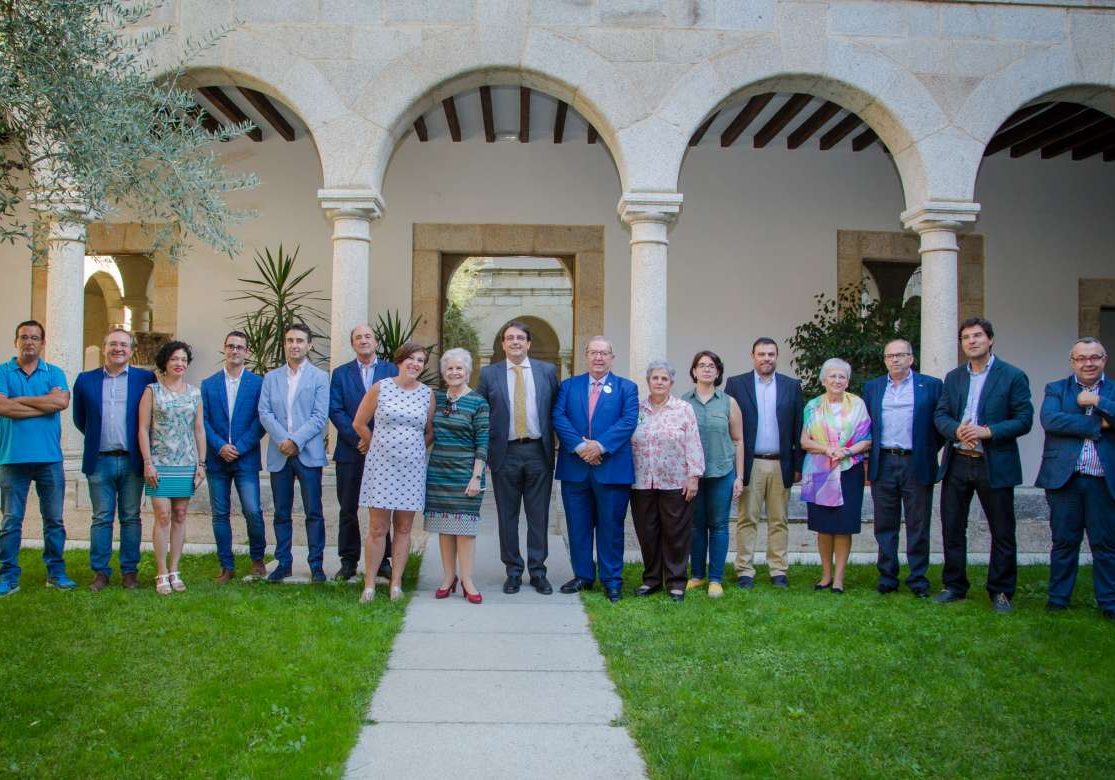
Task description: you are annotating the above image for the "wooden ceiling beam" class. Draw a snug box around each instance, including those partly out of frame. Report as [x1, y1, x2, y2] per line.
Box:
[754, 93, 812, 148]
[818, 113, 862, 150]
[719, 92, 774, 147]
[479, 86, 495, 143]
[587, 124, 598, 144]
[237, 87, 295, 141]
[1010, 108, 1108, 157]
[1043, 118, 1115, 159]
[441, 96, 461, 142]
[554, 100, 568, 144]
[688, 111, 719, 147]
[851, 127, 878, 152]
[998, 102, 1053, 133]
[197, 86, 261, 141]
[413, 115, 428, 142]
[984, 103, 1084, 156]
[520, 87, 531, 143]
[187, 105, 224, 136]
[1070, 127, 1115, 160]
[787, 101, 842, 149]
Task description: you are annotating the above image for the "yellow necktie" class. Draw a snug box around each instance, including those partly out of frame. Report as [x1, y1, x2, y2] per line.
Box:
[513, 365, 527, 439]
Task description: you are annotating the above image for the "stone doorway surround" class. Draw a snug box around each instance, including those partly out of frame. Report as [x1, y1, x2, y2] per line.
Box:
[1078, 278, 1115, 338]
[411, 224, 603, 375]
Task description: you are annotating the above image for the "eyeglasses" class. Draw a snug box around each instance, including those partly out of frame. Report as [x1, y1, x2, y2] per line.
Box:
[441, 400, 457, 416]
[1071, 354, 1106, 364]
[224, 344, 248, 351]
[884, 352, 911, 360]
[587, 350, 612, 358]
[17, 335, 42, 342]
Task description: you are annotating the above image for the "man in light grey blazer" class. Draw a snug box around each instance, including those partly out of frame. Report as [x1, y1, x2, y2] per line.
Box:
[477, 321, 560, 595]
[258, 324, 330, 583]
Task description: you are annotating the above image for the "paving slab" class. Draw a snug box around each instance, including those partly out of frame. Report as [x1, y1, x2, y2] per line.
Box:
[346, 723, 645, 779]
[403, 600, 590, 634]
[389, 632, 605, 671]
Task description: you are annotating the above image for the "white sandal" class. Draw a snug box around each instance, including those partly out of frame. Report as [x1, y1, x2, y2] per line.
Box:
[359, 587, 375, 603]
[389, 585, 404, 602]
[155, 574, 172, 596]
[168, 571, 186, 593]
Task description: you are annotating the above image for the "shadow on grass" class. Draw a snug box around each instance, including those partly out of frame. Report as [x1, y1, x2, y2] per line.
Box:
[583, 563, 1115, 779]
[0, 550, 421, 778]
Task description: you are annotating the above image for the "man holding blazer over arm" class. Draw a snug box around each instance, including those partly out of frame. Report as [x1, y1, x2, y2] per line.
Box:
[552, 336, 638, 602]
[1035, 337, 1115, 621]
[477, 321, 559, 596]
[934, 317, 1033, 613]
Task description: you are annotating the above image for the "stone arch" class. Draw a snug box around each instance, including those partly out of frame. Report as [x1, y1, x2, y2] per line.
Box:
[652, 38, 950, 208]
[490, 315, 567, 379]
[83, 271, 124, 355]
[354, 26, 639, 192]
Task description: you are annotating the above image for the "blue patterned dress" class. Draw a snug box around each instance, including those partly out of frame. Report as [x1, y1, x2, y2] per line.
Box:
[145, 382, 201, 498]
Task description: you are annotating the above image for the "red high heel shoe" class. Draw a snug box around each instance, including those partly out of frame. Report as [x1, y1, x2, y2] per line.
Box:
[461, 583, 483, 604]
[435, 577, 459, 599]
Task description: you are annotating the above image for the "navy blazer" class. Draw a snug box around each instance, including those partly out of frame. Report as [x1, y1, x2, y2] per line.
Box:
[72, 366, 156, 476]
[934, 356, 1033, 488]
[723, 370, 804, 488]
[329, 358, 398, 463]
[201, 369, 265, 472]
[552, 372, 638, 485]
[476, 358, 559, 472]
[1035, 375, 1115, 500]
[861, 371, 944, 485]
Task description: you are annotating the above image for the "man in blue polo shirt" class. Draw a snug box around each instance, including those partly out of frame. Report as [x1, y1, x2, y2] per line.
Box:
[0, 320, 74, 596]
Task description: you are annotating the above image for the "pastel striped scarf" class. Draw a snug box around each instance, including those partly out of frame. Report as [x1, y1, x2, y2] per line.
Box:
[800, 392, 871, 508]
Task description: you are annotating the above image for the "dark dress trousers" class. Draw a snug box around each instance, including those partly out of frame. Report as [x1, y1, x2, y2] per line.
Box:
[862, 371, 943, 593]
[552, 372, 639, 590]
[329, 358, 398, 568]
[723, 370, 804, 488]
[934, 356, 1033, 599]
[1035, 375, 1115, 611]
[476, 359, 559, 579]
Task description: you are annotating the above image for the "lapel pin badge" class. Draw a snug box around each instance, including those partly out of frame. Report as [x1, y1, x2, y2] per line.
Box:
[602, 384, 613, 394]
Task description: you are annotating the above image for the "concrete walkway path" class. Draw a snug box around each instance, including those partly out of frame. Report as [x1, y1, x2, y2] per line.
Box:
[343, 513, 647, 779]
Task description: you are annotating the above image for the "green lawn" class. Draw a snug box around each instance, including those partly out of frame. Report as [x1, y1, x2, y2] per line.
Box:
[584, 564, 1115, 779]
[0, 551, 415, 779]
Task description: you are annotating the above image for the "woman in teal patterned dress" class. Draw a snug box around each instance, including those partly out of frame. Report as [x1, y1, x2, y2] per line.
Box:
[138, 341, 205, 596]
[425, 348, 489, 604]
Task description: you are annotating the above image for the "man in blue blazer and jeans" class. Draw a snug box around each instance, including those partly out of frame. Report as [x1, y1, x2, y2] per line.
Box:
[72, 328, 155, 591]
[201, 331, 266, 583]
[1035, 337, 1115, 620]
[862, 339, 943, 597]
[329, 323, 396, 582]
[258, 324, 330, 583]
[552, 336, 638, 602]
[934, 317, 1033, 613]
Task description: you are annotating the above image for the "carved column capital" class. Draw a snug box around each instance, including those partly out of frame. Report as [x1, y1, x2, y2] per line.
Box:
[318, 188, 386, 221]
[617, 192, 683, 227]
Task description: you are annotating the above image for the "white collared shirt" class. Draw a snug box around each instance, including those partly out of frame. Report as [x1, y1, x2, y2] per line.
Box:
[286, 361, 305, 432]
[505, 357, 541, 440]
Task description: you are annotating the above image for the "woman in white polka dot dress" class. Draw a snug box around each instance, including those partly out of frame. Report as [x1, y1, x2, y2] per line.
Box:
[354, 342, 434, 603]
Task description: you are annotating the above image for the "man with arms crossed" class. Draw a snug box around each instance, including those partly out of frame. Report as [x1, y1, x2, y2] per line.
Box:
[329, 323, 397, 582]
[477, 321, 559, 595]
[258, 324, 330, 583]
[0, 321, 74, 595]
[202, 331, 267, 582]
[861, 339, 943, 597]
[552, 337, 638, 602]
[1035, 337, 1115, 620]
[724, 338, 803, 589]
[72, 328, 155, 591]
[934, 317, 1032, 613]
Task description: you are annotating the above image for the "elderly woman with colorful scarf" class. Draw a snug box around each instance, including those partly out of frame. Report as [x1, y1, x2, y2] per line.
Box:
[800, 358, 872, 594]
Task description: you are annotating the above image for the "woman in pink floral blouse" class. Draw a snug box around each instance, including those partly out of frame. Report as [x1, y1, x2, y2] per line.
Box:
[630, 360, 705, 601]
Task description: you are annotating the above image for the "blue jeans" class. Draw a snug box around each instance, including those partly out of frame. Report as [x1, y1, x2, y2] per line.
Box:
[208, 463, 266, 571]
[87, 455, 144, 576]
[269, 458, 325, 571]
[690, 469, 735, 583]
[0, 462, 67, 583]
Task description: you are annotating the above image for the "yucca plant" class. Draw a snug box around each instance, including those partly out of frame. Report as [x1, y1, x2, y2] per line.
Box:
[372, 310, 439, 386]
[228, 244, 329, 373]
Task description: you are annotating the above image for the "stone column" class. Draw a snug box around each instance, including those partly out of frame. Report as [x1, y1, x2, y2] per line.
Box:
[37, 206, 90, 459]
[901, 202, 980, 380]
[318, 189, 385, 373]
[618, 192, 683, 379]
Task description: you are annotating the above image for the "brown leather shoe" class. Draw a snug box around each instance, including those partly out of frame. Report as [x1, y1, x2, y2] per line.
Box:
[249, 560, 267, 577]
[121, 572, 139, 590]
[214, 569, 236, 584]
[89, 572, 110, 592]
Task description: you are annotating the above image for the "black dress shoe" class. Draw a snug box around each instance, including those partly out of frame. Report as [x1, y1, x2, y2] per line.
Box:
[668, 590, 684, 602]
[737, 575, 754, 590]
[770, 575, 789, 589]
[635, 584, 661, 597]
[1103, 609, 1115, 621]
[605, 588, 622, 602]
[911, 589, 929, 599]
[529, 575, 553, 595]
[503, 576, 521, 594]
[334, 565, 357, 582]
[814, 581, 832, 591]
[876, 583, 898, 594]
[934, 589, 965, 604]
[560, 577, 592, 594]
